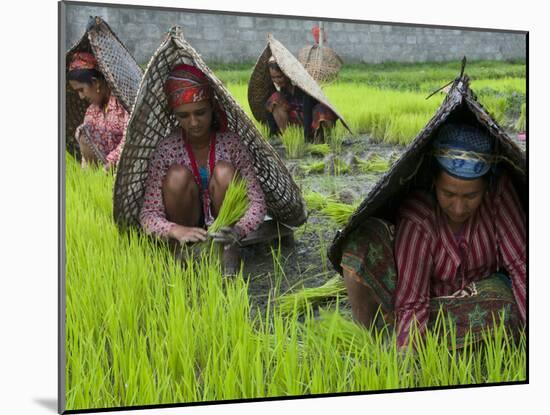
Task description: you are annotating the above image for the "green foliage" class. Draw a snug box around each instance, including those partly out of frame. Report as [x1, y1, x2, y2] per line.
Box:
[515, 103, 526, 132]
[304, 161, 326, 174]
[281, 126, 306, 159]
[303, 191, 335, 211]
[320, 201, 360, 226]
[212, 60, 525, 90]
[333, 158, 350, 175]
[307, 143, 331, 157]
[276, 276, 346, 315]
[356, 154, 391, 174]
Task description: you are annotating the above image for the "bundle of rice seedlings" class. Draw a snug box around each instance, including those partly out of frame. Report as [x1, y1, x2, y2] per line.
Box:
[320, 201, 359, 226]
[515, 103, 526, 132]
[307, 143, 331, 157]
[257, 122, 272, 141]
[355, 154, 391, 174]
[209, 176, 250, 232]
[328, 125, 347, 153]
[307, 309, 377, 352]
[333, 158, 350, 175]
[276, 275, 347, 315]
[303, 191, 335, 212]
[304, 161, 326, 174]
[281, 126, 306, 159]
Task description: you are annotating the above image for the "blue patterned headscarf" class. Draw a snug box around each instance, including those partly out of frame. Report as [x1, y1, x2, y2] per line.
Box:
[433, 123, 493, 179]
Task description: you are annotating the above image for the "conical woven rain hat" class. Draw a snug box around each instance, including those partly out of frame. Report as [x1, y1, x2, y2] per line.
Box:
[248, 34, 351, 133]
[114, 27, 307, 230]
[328, 70, 526, 274]
[298, 44, 343, 84]
[65, 16, 143, 157]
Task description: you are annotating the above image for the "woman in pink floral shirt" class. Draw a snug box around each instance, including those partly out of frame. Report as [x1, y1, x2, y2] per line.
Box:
[68, 52, 128, 169]
[139, 64, 267, 246]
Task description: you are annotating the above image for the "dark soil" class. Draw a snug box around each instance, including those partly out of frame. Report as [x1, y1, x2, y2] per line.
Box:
[241, 134, 400, 313]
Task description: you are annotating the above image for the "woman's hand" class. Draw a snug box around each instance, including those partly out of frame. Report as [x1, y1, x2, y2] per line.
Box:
[209, 226, 242, 245]
[168, 224, 208, 244]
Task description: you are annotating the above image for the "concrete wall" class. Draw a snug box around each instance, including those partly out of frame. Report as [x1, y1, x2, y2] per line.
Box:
[65, 3, 526, 65]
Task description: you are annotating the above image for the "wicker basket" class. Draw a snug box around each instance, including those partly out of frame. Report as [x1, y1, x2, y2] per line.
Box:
[248, 34, 351, 133]
[65, 16, 143, 158]
[298, 44, 343, 84]
[113, 27, 307, 232]
[328, 73, 526, 274]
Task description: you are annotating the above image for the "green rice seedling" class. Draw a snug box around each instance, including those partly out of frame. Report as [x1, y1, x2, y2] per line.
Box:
[420, 77, 526, 97]
[384, 112, 429, 145]
[270, 238, 287, 291]
[320, 201, 360, 226]
[515, 103, 526, 131]
[324, 83, 442, 144]
[303, 161, 325, 174]
[327, 127, 346, 154]
[355, 154, 391, 174]
[303, 191, 335, 212]
[281, 125, 306, 159]
[332, 60, 525, 91]
[307, 143, 331, 157]
[317, 229, 329, 274]
[470, 77, 526, 95]
[257, 123, 272, 141]
[276, 275, 346, 315]
[476, 94, 509, 127]
[209, 176, 250, 232]
[213, 60, 525, 91]
[333, 158, 350, 175]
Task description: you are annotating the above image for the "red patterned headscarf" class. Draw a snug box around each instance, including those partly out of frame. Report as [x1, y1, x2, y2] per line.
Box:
[165, 64, 214, 109]
[69, 52, 98, 71]
[165, 63, 228, 132]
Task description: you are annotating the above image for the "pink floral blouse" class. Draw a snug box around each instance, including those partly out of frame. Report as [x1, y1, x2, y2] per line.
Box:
[139, 129, 267, 239]
[76, 94, 129, 166]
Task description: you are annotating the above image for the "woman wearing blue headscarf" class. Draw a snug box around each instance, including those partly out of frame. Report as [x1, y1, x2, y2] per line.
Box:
[343, 122, 526, 350]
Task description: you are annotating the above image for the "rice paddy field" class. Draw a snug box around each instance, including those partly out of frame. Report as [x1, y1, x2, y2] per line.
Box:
[64, 60, 526, 411]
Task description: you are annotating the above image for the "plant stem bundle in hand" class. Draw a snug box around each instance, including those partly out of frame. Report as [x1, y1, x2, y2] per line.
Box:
[209, 176, 250, 233]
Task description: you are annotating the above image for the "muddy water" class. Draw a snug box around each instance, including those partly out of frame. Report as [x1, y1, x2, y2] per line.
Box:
[242, 135, 401, 313]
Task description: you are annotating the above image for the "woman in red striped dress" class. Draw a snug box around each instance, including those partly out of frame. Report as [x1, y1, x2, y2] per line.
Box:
[341, 122, 526, 349]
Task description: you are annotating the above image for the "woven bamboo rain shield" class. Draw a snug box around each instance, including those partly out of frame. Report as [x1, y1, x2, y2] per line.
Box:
[328, 74, 526, 273]
[248, 34, 351, 133]
[65, 16, 143, 157]
[113, 27, 307, 230]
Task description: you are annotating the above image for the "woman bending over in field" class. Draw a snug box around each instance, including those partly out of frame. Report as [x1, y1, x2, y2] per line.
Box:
[68, 52, 128, 169]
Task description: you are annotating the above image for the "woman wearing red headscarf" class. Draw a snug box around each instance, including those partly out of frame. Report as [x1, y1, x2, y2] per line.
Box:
[139, 64, 267, 248]
[68, 51, 129, 169]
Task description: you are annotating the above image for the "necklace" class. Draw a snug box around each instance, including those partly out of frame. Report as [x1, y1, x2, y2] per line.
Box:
[183, 130, 217, 225]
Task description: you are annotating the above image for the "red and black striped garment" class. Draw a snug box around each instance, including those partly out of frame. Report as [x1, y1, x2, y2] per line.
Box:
[394, 173, 526, 347]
